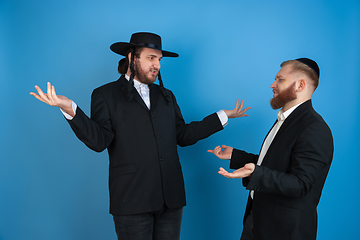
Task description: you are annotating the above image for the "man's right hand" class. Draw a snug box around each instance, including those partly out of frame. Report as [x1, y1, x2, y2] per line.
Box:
[207, 145, 234, 160]
[30, 82, 75, 117]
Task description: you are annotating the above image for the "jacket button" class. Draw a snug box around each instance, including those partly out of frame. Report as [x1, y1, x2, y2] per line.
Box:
[160, 158, 164, 162]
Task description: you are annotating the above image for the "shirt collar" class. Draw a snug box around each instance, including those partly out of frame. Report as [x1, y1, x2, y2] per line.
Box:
[277, 101, 305, 121]
[125, 74, 149, 89]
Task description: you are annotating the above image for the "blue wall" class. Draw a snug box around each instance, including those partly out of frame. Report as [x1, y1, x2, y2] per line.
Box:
[1, 0, 359, 239]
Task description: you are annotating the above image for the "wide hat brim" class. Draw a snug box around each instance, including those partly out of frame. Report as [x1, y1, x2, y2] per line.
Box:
[110, 42, 179, 57]
[110, 32, 179, 58]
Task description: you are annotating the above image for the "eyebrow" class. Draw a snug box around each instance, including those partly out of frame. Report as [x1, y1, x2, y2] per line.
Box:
[148, 54, 162, 59]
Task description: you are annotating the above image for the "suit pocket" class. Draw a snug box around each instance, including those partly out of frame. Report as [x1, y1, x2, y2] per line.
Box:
[112, 163, 137, 175]
[257, 204, 300, 239]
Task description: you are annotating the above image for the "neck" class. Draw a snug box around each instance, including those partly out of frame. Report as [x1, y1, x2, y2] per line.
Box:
[282, 97, 310, 112]
[126, 68, 135, 78]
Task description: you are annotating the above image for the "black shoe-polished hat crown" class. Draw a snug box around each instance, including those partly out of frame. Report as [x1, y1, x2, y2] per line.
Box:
[110, 32, 179, 57]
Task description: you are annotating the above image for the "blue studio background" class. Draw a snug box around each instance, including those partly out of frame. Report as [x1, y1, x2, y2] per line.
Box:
[1, 0, 359, 239]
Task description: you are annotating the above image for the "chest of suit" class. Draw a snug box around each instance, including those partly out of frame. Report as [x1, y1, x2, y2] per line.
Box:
[96, 80, 180, 168]
[260, 108, 312, 171]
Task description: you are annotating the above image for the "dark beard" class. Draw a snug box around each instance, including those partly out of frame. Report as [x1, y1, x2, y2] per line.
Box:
[270, 82, 297, 110]
[134, 59, 158, 84]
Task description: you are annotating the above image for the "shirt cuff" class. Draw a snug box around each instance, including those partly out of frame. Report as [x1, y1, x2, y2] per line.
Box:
[60, 101, 77, 120]
[216, 110, 228, 127]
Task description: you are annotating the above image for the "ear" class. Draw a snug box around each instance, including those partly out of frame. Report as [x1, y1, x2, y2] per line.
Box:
[296, 79, 306, 92]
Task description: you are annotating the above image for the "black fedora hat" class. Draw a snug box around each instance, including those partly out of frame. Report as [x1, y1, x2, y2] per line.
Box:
[110, 32, 179, 58]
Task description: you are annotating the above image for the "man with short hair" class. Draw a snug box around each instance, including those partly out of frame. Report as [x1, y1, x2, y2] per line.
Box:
[209, 58, 333, 240]
[30, 32, 250, 240]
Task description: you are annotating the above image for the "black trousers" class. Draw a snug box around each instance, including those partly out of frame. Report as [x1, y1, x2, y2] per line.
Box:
[240, 211, 254, 240]
[113, 205, 183, 240]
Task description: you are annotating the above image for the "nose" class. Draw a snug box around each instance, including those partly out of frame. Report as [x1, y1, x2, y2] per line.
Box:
[154, 59, 161, 70]
[270, 80, 276, 89]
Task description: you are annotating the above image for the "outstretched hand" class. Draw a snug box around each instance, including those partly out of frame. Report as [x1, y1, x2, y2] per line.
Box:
[207, 145, 234, 160]
[30, 82, 74, 117]
[218, 163, 255, 179]
[224, 99, 251, 119]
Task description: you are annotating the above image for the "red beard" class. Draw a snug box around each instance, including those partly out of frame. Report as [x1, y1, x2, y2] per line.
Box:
[270, 82, 297, 110]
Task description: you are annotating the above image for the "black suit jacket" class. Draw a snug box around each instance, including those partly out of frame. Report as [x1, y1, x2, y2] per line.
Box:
[230, 100, 333, 240]
[67, 75, 223, 215]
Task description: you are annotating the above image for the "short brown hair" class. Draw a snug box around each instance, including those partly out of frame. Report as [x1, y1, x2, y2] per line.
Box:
[281, 60, 319, 90]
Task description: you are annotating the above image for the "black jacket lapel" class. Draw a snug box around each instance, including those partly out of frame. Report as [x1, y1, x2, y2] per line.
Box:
[118, 75, 149, 111]
[149, 84, 161, 110]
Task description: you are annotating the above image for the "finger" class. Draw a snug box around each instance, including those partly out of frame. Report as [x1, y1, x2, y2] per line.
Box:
[213, 145, 221, 151]
[218, 167, 228, 174]
[242, 106, 251, 113]
[47, 82, 55, 102]
[239, 99, 244, 111]
[240, 107, 251, 117]
[51, 85, 58, 102]
[35, 85, 50, 102]
[34, 85, 45, 95]
[218, 168, 232, 178]
[47, 82, 51, 94]
[30, 92, 48, 104]
[219, 167, 231, 175]
[235, 99, 239, 110]
[208, 145, 222, 155]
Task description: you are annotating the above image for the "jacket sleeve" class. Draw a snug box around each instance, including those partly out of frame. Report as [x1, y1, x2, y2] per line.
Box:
[67, 89, 115, 152]
[172, 92, 224, 147]
[246, 121, 333, 198]
[230, 148, 259, 169]
[229, 148, 259, 187]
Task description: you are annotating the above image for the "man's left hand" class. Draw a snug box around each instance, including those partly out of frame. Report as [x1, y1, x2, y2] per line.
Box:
[218, 163, 255, 179]
[224, 99, 251, 119]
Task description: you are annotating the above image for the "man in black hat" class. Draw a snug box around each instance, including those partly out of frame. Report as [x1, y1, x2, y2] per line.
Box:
[30, 32, 250, 240]
[208, 58, 333, 240]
